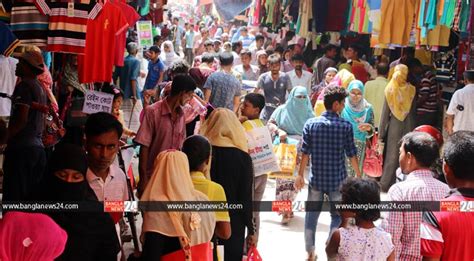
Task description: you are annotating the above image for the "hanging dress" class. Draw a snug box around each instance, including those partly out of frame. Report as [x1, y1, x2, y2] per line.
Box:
[349, 0, 371, 34]
[379, 0, 417, 46]
[295, 0, 312, 38]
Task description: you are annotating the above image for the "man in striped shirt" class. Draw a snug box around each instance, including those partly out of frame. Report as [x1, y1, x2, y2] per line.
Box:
[416, 69, 440, 128]
[382, 132, 450, 260]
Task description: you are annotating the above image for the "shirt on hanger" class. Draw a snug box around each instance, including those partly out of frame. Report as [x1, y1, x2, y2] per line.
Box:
[0, 56, 18, 117]
[78, 2, 128, 83]
[0, 21, 20, 56]
[10, 0, 48, 48]
[113, 0, 139, 67]
[35, 0, 103, 54]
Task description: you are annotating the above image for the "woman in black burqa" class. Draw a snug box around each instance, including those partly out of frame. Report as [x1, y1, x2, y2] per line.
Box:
[38, 143, 120, 261]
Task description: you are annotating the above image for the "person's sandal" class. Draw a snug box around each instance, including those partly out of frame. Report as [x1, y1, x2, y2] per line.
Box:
[289, 211, 294, 218]
[306, 251, 317, 261]
[281, 213, 291, 225]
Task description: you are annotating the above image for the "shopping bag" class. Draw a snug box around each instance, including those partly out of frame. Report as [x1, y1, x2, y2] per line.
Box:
[246, 125, 280, 176]
[246, 247, 262, 261]
[363, 133, 383, 177]
[42, 103, 66, 148]
[271, 143, 297, 178]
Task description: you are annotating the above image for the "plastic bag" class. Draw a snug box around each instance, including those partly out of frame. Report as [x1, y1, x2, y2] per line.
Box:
[246, 246, 262, 261]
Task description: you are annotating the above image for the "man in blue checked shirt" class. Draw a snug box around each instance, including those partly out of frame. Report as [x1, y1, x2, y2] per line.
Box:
[295, 85, 361, 261]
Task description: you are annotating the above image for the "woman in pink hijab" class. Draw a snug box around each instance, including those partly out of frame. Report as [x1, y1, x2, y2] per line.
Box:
[0, 211, 67, 261]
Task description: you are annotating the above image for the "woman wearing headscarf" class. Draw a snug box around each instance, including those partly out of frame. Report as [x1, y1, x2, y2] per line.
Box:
[311, 67, 337, 106]
[379, 64, 417, 191]
[268, 86, 315, 224]
[38, 143, 121, 261]
[199, 108, 255, 261]
[0, 211, 67, 261]
[141, 150, 216, 261]
[341, 80, 374, 177]
[256, 50, 269, 75]
[313, 69, 355, 116]
[160, 40, 182, 71]
[269, 86, 315, 138]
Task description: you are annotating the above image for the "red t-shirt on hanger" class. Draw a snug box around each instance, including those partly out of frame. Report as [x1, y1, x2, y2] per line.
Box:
[113, 0, 140, 67]
[78, 1, 128, 83]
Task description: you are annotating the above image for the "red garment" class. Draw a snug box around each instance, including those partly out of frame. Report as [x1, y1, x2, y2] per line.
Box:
[420, 189, 474, 261]
[161, 27, 170, 39]
[189, 66, 214, 88]
[35, 0, 103, 54]
[161, 242, 212, 261]
[146, 0, 165, 25]
[351, 61, 368, 83]
[0, 211, 67, 261]
[252, 0, 261, 26]
[38, 68, 59, 112]
[78, 2, 128, 83]
[114, 1, 140, 66]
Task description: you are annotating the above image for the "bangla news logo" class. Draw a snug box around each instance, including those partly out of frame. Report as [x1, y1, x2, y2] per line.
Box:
[439, 201, 474, 212]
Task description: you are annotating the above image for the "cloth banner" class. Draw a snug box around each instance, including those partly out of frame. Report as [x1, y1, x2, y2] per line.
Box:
[214, 0, 252, 21]
[246, 126, 280, 176]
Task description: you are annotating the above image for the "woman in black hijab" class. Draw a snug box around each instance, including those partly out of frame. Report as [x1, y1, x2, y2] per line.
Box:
[39, 143, 120, 261]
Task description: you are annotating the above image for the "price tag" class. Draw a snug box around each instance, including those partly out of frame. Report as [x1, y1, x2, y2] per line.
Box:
[67, 2, 74, 17]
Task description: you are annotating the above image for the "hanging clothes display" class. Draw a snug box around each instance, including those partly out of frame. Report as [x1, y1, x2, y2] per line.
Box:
[368, 0, 383, 47]
[295, 0, 311, 38]
[313, 0, 328, 33]
[379, 0, 417, 46]
[0, 21, 20, 56]
[272, 0, 282, 29]
[452, 0, 470, 32]
[0, 2, 10, 23]
[440, 0, 457, 26]
[146, 0, 165, 25]
[417, 0, 430, 39]
[35, 0, 103, 54]
[10, 0, 49, 48]
[348, 0, 371, 34]
[259, 0, 267, 25]
[288, 0, 299, 24]
[264, 0, 275, 25]
[326, 0, 350, 32]
[113, 0, 140, 67]
[77, 2, 128, 83]
[415, 0, 451, 47]
[138, 0, 150, 16]
[250, 0, 261, 26]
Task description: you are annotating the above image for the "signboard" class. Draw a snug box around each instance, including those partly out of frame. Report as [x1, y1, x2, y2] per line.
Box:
[82, 90, 114, 114]
[137, 20, 153, 48]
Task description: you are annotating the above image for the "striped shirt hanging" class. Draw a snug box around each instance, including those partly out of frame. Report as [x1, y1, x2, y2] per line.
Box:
[10, 0, 49, 48]
[35, 0, 102, 54]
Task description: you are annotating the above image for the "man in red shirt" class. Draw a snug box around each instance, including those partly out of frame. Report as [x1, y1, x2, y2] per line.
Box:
[420, 131, 474, 261]
[189, 52, 215, 90]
